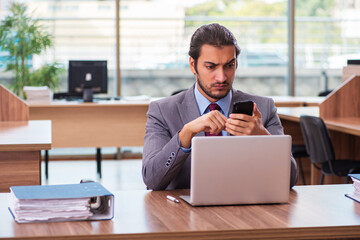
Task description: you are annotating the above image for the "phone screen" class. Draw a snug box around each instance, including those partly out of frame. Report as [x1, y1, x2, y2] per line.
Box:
[232, 101, 254, 116]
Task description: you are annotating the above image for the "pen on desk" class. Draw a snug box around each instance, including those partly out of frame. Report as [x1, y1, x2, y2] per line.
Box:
[166, 195, 180, 203]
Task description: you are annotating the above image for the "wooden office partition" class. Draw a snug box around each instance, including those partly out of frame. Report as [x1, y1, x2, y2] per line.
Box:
[318, 75, 360, 184]
[0, 85, 50, 192]
[319, 75, 360, 118]
[0, 84, 29, 121]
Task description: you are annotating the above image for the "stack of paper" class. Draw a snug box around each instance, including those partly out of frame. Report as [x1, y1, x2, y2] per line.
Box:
[9, 194, 92, 223]
[8, 182, 114, 223]
[345, 174, 360, 203]
[23, 86, 53, 103]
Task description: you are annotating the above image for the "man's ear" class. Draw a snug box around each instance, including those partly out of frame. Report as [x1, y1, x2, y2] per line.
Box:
[189, 57, 196, 74]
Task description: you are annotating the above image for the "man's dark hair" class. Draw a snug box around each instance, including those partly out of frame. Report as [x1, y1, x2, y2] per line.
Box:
[188, 23, 241, 72]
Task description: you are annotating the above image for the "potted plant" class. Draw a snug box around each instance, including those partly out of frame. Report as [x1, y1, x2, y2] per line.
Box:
[0, 2, 63, 98]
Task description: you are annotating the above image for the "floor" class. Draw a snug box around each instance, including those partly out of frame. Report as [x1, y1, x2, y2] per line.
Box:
[41, 159, 146, 192]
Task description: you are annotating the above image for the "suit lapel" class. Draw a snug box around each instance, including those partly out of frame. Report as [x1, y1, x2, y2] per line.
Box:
[176, 85, 204, 136]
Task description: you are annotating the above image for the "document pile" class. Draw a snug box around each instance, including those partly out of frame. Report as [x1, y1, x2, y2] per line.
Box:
[23, 86, 53, 103]
[345, 174, 360, 203]
[8, 182, 114, 223]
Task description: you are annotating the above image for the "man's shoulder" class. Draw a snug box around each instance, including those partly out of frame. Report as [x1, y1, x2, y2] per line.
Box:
[147, 89, 193, 119]
[151, 89, 190, 107]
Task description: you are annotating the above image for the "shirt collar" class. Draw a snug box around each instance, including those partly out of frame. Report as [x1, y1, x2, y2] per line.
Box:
[194, 83, 232, 117]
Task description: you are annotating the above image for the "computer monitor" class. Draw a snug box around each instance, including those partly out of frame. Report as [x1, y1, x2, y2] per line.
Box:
[68, 60, 108, 102]
[347, 59, 360, 65]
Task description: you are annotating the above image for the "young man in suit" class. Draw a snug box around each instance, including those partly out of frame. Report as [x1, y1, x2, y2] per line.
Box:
[142, 23, 298, 190]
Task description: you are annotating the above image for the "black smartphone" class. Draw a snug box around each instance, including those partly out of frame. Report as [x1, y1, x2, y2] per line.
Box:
[232, 101, 254, 116]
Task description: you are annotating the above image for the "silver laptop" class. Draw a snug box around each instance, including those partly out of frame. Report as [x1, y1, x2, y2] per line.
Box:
[180, 135, 291, 206]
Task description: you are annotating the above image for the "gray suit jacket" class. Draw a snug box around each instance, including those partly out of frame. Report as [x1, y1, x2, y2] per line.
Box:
[142, 85, 299, 190]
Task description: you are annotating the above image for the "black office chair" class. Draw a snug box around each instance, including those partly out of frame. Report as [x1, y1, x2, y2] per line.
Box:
[299, 115, 360, 184]
[291, 144, 308, 185]
[171, 89, 186, 96]
[318, 90, 333, 97]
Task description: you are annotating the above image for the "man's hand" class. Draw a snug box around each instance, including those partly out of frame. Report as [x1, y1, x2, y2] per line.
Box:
[225, 103, 270, 136]
[179, 110, 227, 148]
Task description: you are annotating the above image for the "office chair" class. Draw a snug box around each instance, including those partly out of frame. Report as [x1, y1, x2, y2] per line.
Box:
[291, 144, 308, 185]
[171, 89, 186, 96]
[318, 90, 332, 97]
[299, 115, 360, 184]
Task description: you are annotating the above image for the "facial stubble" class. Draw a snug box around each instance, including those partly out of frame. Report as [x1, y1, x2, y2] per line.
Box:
[195, 73, 231, 101]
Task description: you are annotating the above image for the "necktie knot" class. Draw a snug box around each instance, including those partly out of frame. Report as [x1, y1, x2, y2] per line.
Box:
[209, 103, 220, 112]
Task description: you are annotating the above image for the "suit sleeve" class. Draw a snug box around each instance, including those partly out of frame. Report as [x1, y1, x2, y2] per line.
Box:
[142, 101, 190, 190]
[263, 98, 299, 188]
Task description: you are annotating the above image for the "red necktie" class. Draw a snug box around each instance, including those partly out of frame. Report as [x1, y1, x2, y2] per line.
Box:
[205, 103, 223, 136]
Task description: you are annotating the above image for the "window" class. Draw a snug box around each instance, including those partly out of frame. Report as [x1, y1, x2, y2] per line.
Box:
[0, 0, 116, 96]
[120, 0, 288, 97]
[1, 0, 359, 97]
[295, 0, 360, 96]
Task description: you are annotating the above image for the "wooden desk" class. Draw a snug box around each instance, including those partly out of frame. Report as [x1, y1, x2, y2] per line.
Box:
[277, 106, 319, 122]
[271, 96, 324, 107]
[29, 97, 324, 149]
[29, 101, 148, 148]
[1, 184, 360, 239]
[278, 107, 360, 136]
[324, 117, 360, 136]
[0, 120, 52, 192]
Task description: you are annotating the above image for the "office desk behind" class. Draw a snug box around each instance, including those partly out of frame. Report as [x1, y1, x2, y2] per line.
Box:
[29, 101, 149, 148]
[278, 107, 360, 136]
[29, 98, 323, 149]
[0, 120, 51, 192]
[278, 107, 360, 148]
[271, 96, 324, 107]
[1, 184, 360, 240]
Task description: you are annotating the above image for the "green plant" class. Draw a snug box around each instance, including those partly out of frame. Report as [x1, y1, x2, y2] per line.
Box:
[29, 63, 64, 89]
[0, 2, 62, 98]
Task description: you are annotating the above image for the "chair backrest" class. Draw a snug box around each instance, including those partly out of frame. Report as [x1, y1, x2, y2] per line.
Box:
[299, 115, 335, 165]
[171, 89, 186, 96]
[318, 90, 332, 97]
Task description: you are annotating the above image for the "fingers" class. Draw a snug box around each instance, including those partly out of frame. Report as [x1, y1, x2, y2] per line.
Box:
[226, 106, 259, 135]
[253, 102, 262, 118]
[206, 110, 227, 134]
[228, 113, 252, 121]
[186, 110, 226, 136]
[186, 104, 266, 137]
[226, 116, 253, 135]
[228, 103, 260, 120]
[226, 104, 270, 136]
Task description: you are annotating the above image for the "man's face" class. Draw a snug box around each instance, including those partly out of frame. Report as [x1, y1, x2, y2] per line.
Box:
[189, 44, 236, 102]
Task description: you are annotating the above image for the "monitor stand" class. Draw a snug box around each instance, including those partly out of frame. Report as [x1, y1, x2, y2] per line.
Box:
[83, 88, 93, 102]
